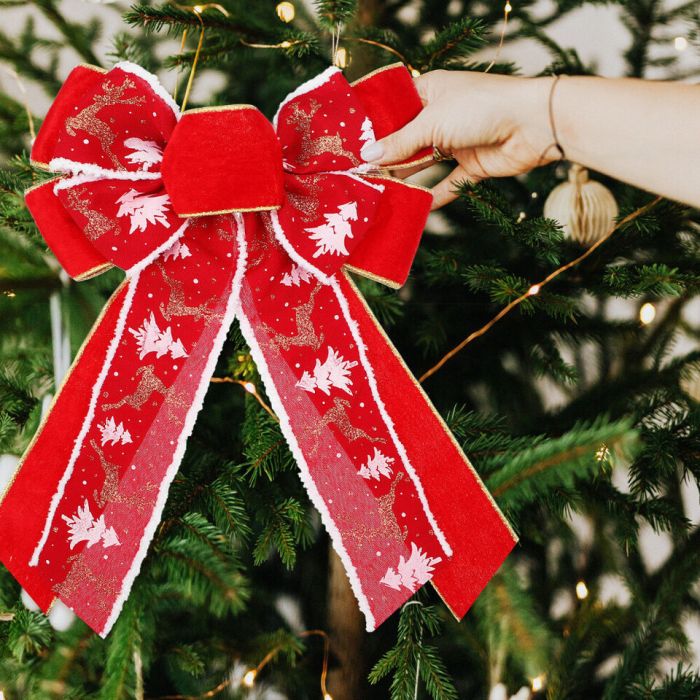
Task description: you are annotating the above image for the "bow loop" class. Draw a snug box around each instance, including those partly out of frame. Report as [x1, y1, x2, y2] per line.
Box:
[275, 67, 367, 175]
[32, 63, 179, 175]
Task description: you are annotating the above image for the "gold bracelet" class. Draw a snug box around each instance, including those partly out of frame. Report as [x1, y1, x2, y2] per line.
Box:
[548, 74, 566, 160]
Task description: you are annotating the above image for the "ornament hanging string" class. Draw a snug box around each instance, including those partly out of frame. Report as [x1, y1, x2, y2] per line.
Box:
[171, 3, 230, 110]
[418, 195, 663, 383]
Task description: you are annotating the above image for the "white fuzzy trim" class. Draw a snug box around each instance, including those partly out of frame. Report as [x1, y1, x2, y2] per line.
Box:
[99, 214, 248, 637]
[51, 160, 162, 191]
[114, 61, 181, 120]
[273, 66, 340, 131]
[348, 162, 384, 175]
[269, 210, 332, 285]
[126, 219, 190, 275]
[29, 271, 143, 567]
[236, 296, 377, 633]
[324, 170, 385, 192]
[329, 277, 453, 559]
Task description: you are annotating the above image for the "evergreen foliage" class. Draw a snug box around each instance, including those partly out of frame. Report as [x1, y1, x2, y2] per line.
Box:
[0, 1, 699, 698]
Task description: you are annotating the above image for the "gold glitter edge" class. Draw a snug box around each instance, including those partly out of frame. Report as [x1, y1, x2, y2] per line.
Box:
[180, 204, 281, 217]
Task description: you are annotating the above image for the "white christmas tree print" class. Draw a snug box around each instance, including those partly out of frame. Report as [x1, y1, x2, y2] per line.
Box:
[62, 499, 121, 550]
[98, 416, 133, 446]
[163, 239, 192, 262]
[123, 137, 163, 171]
[358, 447, 395, 480]
[296, 346, 358, 395]
[281, 264, 312, 287]
[305, 201, 358, 258]
[359, 116, 376, 144]
[116, 189, 171, 234]
[380, 542, 442, 592]
[129, 312, 189, 360]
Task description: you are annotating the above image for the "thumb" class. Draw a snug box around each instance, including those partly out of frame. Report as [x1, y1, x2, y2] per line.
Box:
[360, 112, 432, 165]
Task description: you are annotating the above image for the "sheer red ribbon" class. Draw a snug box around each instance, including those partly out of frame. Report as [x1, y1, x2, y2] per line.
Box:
[0, 61, 516, 636]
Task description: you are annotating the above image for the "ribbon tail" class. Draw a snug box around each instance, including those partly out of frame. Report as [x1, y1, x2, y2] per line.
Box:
[336, 270, 518, 619]
[238, 214, 454, 630]
[0, 281, 130, 611]
[0, 215, 246, 636]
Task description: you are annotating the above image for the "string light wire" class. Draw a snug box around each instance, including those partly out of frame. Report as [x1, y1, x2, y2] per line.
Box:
[419, 196, 663, 383]
[209, 376, 278, 421]
[155, 629, 331, 699]
[484, 1, 513, 74]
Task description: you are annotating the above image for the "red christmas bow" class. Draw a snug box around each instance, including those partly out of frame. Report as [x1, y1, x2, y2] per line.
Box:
[0, 62, 516, 636]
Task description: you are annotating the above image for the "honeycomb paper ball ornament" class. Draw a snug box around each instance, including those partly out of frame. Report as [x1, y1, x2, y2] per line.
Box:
[681, 363, 700, 402]
[544, 163, 618, 246]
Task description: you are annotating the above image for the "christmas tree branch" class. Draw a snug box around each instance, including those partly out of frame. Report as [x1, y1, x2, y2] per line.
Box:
[33, 0, 101, 66]
[419, 195, 663, 383]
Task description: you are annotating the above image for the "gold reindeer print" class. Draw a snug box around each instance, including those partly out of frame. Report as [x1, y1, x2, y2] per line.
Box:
[102, 365, 166, 412]
[64, 78, 145, 169]
[89, 439, 152, 513]
[264, 283, 325, 351]
[248, 215, 278, 270]
[378, 472, 408, 543]
[65, 188, 119, 241]
[53, 554, 120, 615]
[339, 472, 407, 548]
[287, 174, 324, 222]
[307, 396, 386, 456]
[287, 100, 360, 168]
[156, 262, 221, 324]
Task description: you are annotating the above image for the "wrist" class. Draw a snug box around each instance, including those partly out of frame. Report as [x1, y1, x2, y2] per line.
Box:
[510, 76, 564, 164]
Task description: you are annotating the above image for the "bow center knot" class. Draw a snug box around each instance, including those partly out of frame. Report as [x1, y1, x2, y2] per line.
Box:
[161, 106, 285, 218]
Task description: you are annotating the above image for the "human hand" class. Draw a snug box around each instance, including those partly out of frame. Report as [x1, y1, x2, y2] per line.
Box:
[359, 70, 559, 209]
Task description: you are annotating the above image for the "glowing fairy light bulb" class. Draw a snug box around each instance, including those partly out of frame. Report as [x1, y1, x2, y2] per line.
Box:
[674, 36, 688, 51]
[242, 669, 257, 687]
[505, 1, 513, 13]
[193, 5, 203, 13]
[324, 694, 334, 700]
[576, 580, 589, 600]
[276, 1, 295, 22]
[243, 382, 256, 394]
[639, 302, 656, 325]
[410, 68, 421, 77]
[531, 674, 545, 692]
[0, 690, 6, 700]
[528, 284, 541, 296]
[334, 47, 350, 68]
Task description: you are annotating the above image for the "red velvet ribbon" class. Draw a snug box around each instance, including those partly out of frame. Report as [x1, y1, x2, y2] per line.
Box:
[0, 61, 516, 636]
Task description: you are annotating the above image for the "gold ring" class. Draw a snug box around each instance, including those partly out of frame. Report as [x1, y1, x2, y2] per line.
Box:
[433, 145, 454, 162]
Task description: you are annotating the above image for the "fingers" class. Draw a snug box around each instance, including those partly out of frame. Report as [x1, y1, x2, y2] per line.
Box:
[413, 72, 432, 105]
[360, 110, 432, 166]
[430, 164, 480, 210]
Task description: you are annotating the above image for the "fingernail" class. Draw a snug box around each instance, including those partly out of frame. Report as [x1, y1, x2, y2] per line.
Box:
[360, 140, 384, 162]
